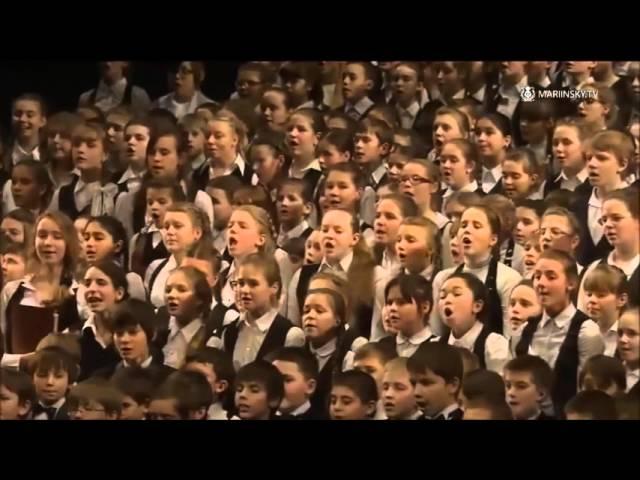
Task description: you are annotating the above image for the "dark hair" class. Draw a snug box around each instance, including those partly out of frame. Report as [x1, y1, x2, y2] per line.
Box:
[544, 189, 577, 210]
[147, 124, 187, 161]
[538, 248, 579, 287]
[482, 194, 516, 240]
[579, 355, 626, 393]
[407, 343, 463, 392]
[603, 188, 639, 220]
[269, 346, 319, 381]
[236, 360, 285, 410]
[319, 128, 355, 156]
[87, 260, 129, 299]
[262, 85, 293, 111]
[476, 112, 513, 138]
[384, 273, 434, 320]
[13, 92, 48, 117]
[503, 148, 544, 185]
[290, 108, 326, 137]
[232, 185, 278, 229]
[325, 111, 358, 135]
[444, 272, 489, 324]
[111, 367, 157, 406]
[520, 99, 555, 122]
[0, 240, 26, 258]
[185, 347, 235, 412]
[564, 390, 618, 420]
[207, 174, 244, 202]
[11, 159, 54, 211]
[250, 128, 289, 157]
[32, 347, 79, 384]
[505, 355, 554, 393]
[238, 253, 282, 301]
[84, 216, 129, 266]
[332, 369, 378, 404]
[2, 208, 35, 247]
[306, 288, 348, 329]
[153, 370, 214, 419]
[457, 347, 481, 374]
[67, 379, 124, 417]
[282, 236, 306, 260]
[464, 397, 514, 420]
[515, 199, 545, 219]
[112, 298, 157, 343]
[356, 117, 395, 148]
[170, 266, 213, 320]
[278, 177, 313, 205]
[1, 367, 36, 409]
[326, 162, 366, 190]
[354, 341, 398, 365]
[462, 369, 506, 404]
[462, 204, 502, 256]
[379, 193, 420, 218]
[239, 62, 272, 83]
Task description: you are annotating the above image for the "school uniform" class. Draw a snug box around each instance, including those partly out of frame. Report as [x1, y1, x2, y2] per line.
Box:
[626, 367, 639, 393]
[208, 402, 229, 420]
[440, 180, 481, 213]
[79, 314, 121, 381]
[480, 164, 504, 195]
[442, 322, 511, 373]
[115, 166, 145, 196]
[129, 224, 170, 278]
[276, 400, 322, 420]
[153, 90, 214, 120]
[76, 271, 146, 322]
[276, 220, 313, 249]
[32, 398, 70, 421]
[160, 316, 207, 370]
[79, 78, 151, 113]
[210, 153, 254, 186]
[212, 229, 228, 261]
[48, 175, 99, 221]
[2, 142, 41, 175]
[92, 353, 175, 382]
[544, 167, 589, 195]
[288, 159, 323, 199]
[500, 238, 525, 275]
[206, 309, 304, 371]
[413, 99, 445, 152]
[190, 154, 210, 192]
[430, 258, 522, 337]
[393, 90, 431, 129]
[378, 326, 439, 358]
[342, 96, 375, 121]
[145, 255, 178, 308]
[424, 403, 464, 421]
[515, 303, 605, 411]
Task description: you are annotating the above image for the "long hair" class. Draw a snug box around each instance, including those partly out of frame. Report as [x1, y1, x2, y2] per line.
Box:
[164, 203, 214, 259]
[231, 205, 276, 257]
[12, 159, 54, 212]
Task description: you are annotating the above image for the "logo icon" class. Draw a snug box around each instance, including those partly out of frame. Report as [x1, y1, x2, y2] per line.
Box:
[521, 86, 536, 102]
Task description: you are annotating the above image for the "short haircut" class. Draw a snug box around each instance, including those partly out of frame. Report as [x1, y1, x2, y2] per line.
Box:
[356, 117, 394, 147]
[112, 298, 158, 343]
[71, 122, 107, 146]
[35, 333, 81, 366]
[236, 360, 285, 407]
[185, 347, 236, 390]
[145, 177, 187, 202]
[269, 346, 319, 381]
[153, 370, 214, 419]
[320, 128, 355, 155]
[462, 369, 506, 404]
[384, 273, 434, 319]
[326, 162, 366, 190]
[504, 355, 554, 393]
[207, 174, 244, 199]
[446, 191, 483, 210]
[384, 356, 411, 376]
[278, 177, 313, 204]
[399, 216, 439, 258]
[603, 187, 639, 219]
[111, 367, 157, 406]
[588, 130, 634, 166]
[407, 342, 463, 390]
[332, 369, 378, 404]
[542, 206, 582, 238]
[68, 379, 124, 417]
[354, 341, 398, 365]
[503, 147, 544, 178]
[564, 390, 618, 420]
[45, 111, 84, 139]
[464, 397, 514, 420]
[583, 263, 629, 298]
[515, 199, 545, 219]
[32, 347, 79, 384]
[538, 248, 579, 286]
[1, 368, 36, 407]
[579, 355, 626, 393]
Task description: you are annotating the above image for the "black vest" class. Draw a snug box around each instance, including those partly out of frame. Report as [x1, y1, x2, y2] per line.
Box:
[573, 188, 613, 266]
[58, 175, 88, 221]
[438, 324, 492, 369]
[130, 231, 169, 277]
[147, 257, 171, 302]
[79, 326, 121, 381]
[191, 162, 210, 193]
[454, 258, 504, 335]
[222, 314, 293, 363]
[515, 309, 590, 412]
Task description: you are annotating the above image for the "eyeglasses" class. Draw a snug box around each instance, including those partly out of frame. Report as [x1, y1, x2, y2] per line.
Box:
[399, 175, 432, 185]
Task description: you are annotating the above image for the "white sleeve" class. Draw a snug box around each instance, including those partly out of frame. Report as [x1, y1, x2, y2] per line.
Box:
[511, 244, 526, 276]
[284, 327, 306, 347]
[283, 269, 302, 326]
[362, 228, 376, 249]
[578, 319, 605, 371]
[498, 266, 523, 337]
[206, 336, 224, 349]
[1, 353, 23, 369]
[485, 333, 511, 375]
[429, 269, 450, 337]
[370, 267, 391, 341]
[126, 273, 147, 300]
[577, 261, 599, 314]
[194, 190, 215, 233]
[359, 186, 376, 226]
[2, 181, 16, 216]
[48, 188, 61, 212]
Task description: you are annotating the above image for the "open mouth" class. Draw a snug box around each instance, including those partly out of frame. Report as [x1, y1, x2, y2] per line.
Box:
[443, 307, 453, 318]
[323, 240, 335, 251]
[462, 237, 472, 247]
[524, 259, 536, 267]
[383, 402, 395, 410]
[397, 252, 406, 261]
[329, 198, 341, 207]
[228, 237, 239, 248]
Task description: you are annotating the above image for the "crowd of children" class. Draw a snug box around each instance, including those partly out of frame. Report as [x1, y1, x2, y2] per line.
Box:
[0, 60, 639, 420]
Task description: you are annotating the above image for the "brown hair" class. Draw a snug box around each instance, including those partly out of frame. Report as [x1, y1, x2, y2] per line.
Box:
[583, 263, 629, 299]
[169, 266, 213, 319]
[238, 253, 282, 302]
[538, 248, 579, 287]
[588, 130, 634, 168]
[210, 110, 249, 154]
[67, 379, 124, 417]
[231, 205, 276, 257]
[400, 216, 441, 274]
[164, 203, 214, 259]
[434, 107, 471, 137]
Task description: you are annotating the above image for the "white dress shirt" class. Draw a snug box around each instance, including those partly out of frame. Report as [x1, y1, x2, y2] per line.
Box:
[128, 224, 164, 269]
[446, 322, 511, 374]
[441, 180, 479, 213]
[79, 78, 151, 113]
[277, 220, 310, 248]
[49, 177, 101, 213]
[153, 90, 214, 120]
[288, 159, 321, 180]
[500, 240, 525, 276]
[308, 335, 366, 372]
[626, 368, 639, 393]
[528, 303, 604, 370]
[555, 167, 588, 192]
[359, 185, 377, 228]
[32, 398, 66, 421]
[497, 75, 528, 120]
[396, 326, 438, 358]
[145, 255, 177, 308]
[162, 316, 204, 369]
[601, 321, 619, 358]
[11, 143, 40, 166]
[207, 402, 229, 420]
[344, 96, 374, 121]
[481, 165, 503, 194]
[117, 166, 145, 194]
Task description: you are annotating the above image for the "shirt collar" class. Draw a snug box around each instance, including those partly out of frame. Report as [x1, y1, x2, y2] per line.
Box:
[370, 163, 388, 185]
[97, 78, 127, 98]
[471, 85, 486, 103]
[537, 76, 551, 88]
[542, 303, 576, 329]
[289, 400, 312, 417]
[396, 100, 421, 119]
[431, 403, 460, 420]
[452, 88, 466, 100]
[13, 143, 40, 163]
[118, 166, 144, 184]
[241, 308, 278, 333]
[346, 96, 374, 116]
[500, 75, 528, 96]
[280, 221, 310, 240]
[310, 337, 337, 359]
[607, 251, 640, 277]
[168, 316, 204, 343]
[296, 100, 315, 111]
[123, 355, 153, 369]
[556, 166, 589, 183]
[82, 314, 109, 349]
[448, 321, 483, 350]
[291, 159, 322, 175]
[75, 176, 100, 193]
[320, 250, 354, 273]
[40, 397, 66, 411]
[482, 164, 502, 182]
[397, 326, 434, 346]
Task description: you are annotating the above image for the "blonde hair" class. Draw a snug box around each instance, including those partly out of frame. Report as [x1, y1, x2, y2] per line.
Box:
[211, 110, 249, 154]
[164, 203, 214, 258]
[583, 263, 628, 298]
[232, 205, 276, 257]
[400, 216, 440, 270]
[581, 82, 618, 127]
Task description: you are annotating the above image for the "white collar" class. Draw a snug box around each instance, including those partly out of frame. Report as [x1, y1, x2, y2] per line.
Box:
[309, 337, 337, 359]
[97, 77, 127, 98]
[542, 303, 577, 329]
[452, 88, 466, 100]
[290, 159, 321, 177]
[123, 355, 153, 369]
[482, 164, 502, 181]
[191, 154, 207, 171]
[471, 85, 486, 103]
[208, 402, 228, 420]
[75, 176, 101, 193]
[241, 308, 278, 333]
[168, 316, 204, 343]
[396, 100, 421, 119]
[443, 179, 478, 199]
[280, 220, 310, 239]
[537, 76, 551, 88]
[39, 397, 66, 411]
[118, 166, 144, 184]
[346, 96, 374, 116]
[397, 326, 434, 346]
[607, 251, 640, 277]
[320, 250, 354, 274]
[431, 403, 460, 420]
[591, 182, 629, 206]
[289, 400, 312, 417]
[500, 75, 528, 96]
[556, 166, 589, 184]
[295, 100, 315, 111]
[82, 314, 109, 349]
[370, 162, 388, 185]
[13, 143, 40, 162]
[448, 321, 484, 350]
[226, 154, 246, 176]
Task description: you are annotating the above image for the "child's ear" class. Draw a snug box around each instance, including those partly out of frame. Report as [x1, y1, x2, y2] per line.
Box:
[256, 233, 266, 248]
[19, 400, 32, 418]
[306, 378, 317, 396]
[270, 281, 281, 299]
[214, 380, 229, 395]
[364, 79, 374, 93]
[114, 240, 124, 255]
[420, 300, 432, 318]
[570, 234, 580, 254]
[536, 388, 545, 403]
[303, 201, 313, 217]
[276, 154, 285, 168]
[617, 293, 629, 310]
[472, 299, 484, 317]
[617, 157, 629, 176]
[115, 287, 126, 302]
[365, 400, 377, 417]
[193, 227, 203, 242]
[489, 232, 498, 249]
[351, 231, 361, 247]
[530, 172, 539, 187]
[380, 142, 391, 158]
[504, 135, 512, 150]
[446, 377, 461, 398]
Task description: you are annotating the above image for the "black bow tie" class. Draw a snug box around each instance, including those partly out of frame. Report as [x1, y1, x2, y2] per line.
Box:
[33, 404, 57, 419]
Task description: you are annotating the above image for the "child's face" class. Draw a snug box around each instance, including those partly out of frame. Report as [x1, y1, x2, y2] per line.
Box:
[553, 125, 584, 172]
[602, 199, 638, 251]
[33, 368, 69, 405]
[185, 128, 206, 159]
[580, 372, 620, 396]
[251, 145, 283, 187]
[386, 285, 425, 335]
[237, 264, 277, 316]
[73, 136, 106, 173]
[227, 210, 265, 259]
[519, 117, 548, 145]
[439, 277, 480, 333]
[354, 131, 386, 166]
[124, 124, 151, 170]
[382, 367, 417, 420]
[502, 159, 536, 200]
[533, 258, 573, 314]
[618, 310, 639, 366]
[586, 149, 626, 189]
[236, 69, 264, 100]
[396, 224, 430, 272]
[206, 120, 238, 163]
[84, 266, 124, 314]
[440, 142, 472, 189]
[235, 380, 273, 420]
[173, 61, 197, 98]
[47, 128, 73, 163]
[165, 270, 200, 319]
[147, 398, 181, 420]
[105, 113, 128, 154]
[436, 62, 464, 99]
[283, 75, 310, 106]
[320, 209, 358, 263]
[342, 64, 371, 103]
[324, 171, 360, 212]
[449, 228, 463, 265]
[459, 207, 498, 259]
[523, 239, 541, 274]
[71, 401, 115, 420]
[1, 217, 25, 244]
[114, 324, 150, 366]
[475, 118, 510, 158]
[317, 141, 350, 171]
[83, 221, 118, 264]
[330, 385, 374, 420]
[387, 153, 408, 184]
[514, 206, 540, 246]
[433, 114, 464, 152]
[12, 99, 46, 140]
[374, 199, 404, 248]
[11, 164, 43, 209]
[149, 135, 182, 179]
[578, 93, 609, 124]
[163, 211, 202, 254]
[1, 253, 26, 283]
[0, 384, 31, 420]
[35, 217, 67, 266]
[120, 394, 147, 420]
[500, 61, 527, 84]
[206, 187, 233, 231]
[277, 184, 309, 227]
[410, 368, 458, 417]
[272, 360, 315, 414]
[304, 230, 324, 265]
[539, 215, 578, 253]
[354, 356, 386, 396]
[507, 284, 541, 333]
[391, 64, 421, 106]
[260, 90, 290, 131]
[444, 199, 465, 223]
[286, 114, 318, 160]
[146, 188, 174, 228]
[303, 292, 339, 343]
[400, 163, 434, 210]
[585, 288, 622, 325]
[504, 370, 543, 419]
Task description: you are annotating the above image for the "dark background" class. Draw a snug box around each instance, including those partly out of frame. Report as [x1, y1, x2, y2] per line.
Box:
[0, 61, 242, 128]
